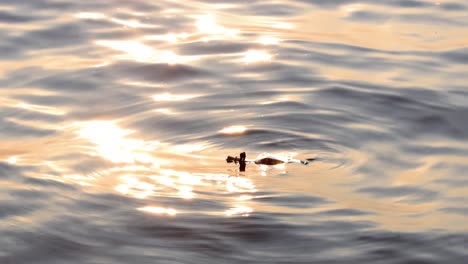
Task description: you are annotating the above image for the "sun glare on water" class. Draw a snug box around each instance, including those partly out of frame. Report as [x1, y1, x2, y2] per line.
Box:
[138, 206, 177, 216]
[153, 93, 199, 102]
[219, 125, 247, 134]
[242, 50, 272, 63]
[257, 36, 280, 45]
[96, 40, 186, 64]
[74, 121, 160, 165]
[195, 15, 239, 36]
[224, 206, 253, 216]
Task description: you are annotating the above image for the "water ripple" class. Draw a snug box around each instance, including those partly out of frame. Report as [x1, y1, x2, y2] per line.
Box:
[1, 0, 468, 263]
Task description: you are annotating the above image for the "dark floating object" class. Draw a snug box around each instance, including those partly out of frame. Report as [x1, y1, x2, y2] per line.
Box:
[227, 152, 315, 171]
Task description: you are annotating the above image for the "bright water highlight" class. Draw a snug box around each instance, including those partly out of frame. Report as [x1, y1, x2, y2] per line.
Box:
[1, 0, 468, 263]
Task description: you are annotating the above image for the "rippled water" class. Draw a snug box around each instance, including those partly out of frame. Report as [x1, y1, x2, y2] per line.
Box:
[1, 0, 468, 263]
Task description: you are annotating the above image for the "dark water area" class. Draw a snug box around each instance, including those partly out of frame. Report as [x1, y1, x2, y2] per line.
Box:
[1, 0, 468, 263]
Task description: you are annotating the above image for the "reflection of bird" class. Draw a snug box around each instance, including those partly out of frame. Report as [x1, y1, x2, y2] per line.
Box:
[226, 152, 315, 171]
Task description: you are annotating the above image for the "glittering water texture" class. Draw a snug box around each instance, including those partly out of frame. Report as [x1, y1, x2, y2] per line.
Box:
[1, 0, 468, 263]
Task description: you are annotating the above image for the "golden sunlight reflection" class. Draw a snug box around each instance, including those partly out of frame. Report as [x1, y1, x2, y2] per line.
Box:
[6, 156, 18, 164]
[195, 15, 239, 38]
[142, 15, 240, 44]
[169, 143, 208, 154]
[74, 121, 160, 165]
[341, 4, 366, 14]
[242, 50, 272, 63]
[270, 21, 294, 30]
[219, 125, 247, 135]
[153, 93, 199, 102]
[113, 168, 257, 212]
[15, 103, 66, 115]
[96, 40, 187, 64]
[159, 169, 203, 186]
[224, 206, 253, 217]
[72, 121, 258, 214]
[158, 50, 182, 64]
[75, 12, 155, 28]
[44, 160, 66, 173]
[122, 80, 166, 88]
[155, 108, 175, 115]
[6, 117, 56, 131]
[110, 18, 154, 29]
[237, 195, 253, 201]
[75, 12, 106, 20]
[260, 96, 292, 105]
[161, 8, 182, 14]
[167, 171, 255, 195]
[258, 163, 286, 176]
[144, 33, 190, 44]
[64, 174, 96, 186]
[210, 3, 238, 9]
[138, 206, 177, 216]
[115, 175, 156, 199]
[177, 185, 195, 199]
[225, 176, 256, 193]
[257, 36, 280, 45]
[201, 173, 256, 193]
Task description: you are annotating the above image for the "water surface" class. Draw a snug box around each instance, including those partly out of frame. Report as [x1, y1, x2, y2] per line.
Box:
[1, 0, 468, 263]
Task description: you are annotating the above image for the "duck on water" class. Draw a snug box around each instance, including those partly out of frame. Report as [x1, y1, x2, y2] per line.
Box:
[226, 152, 316, 171]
